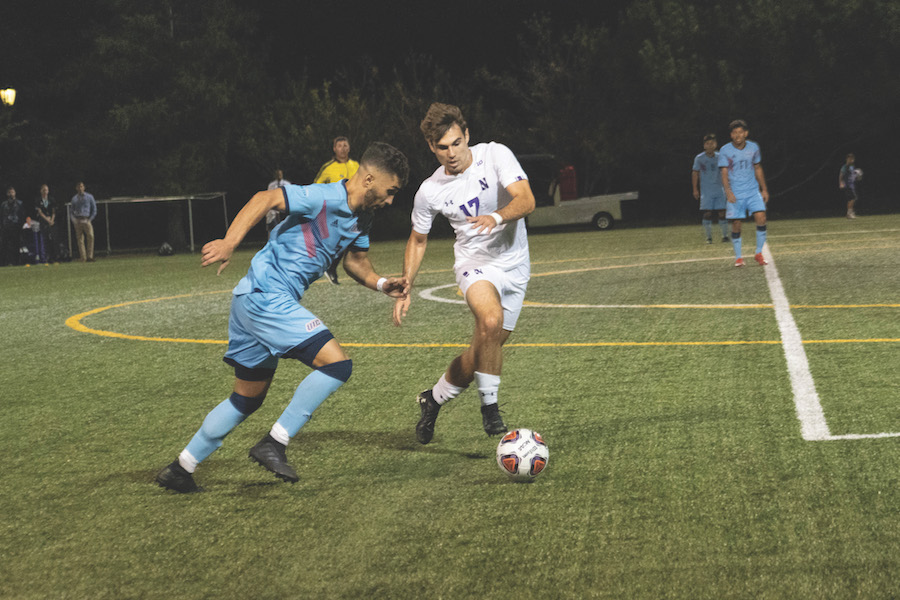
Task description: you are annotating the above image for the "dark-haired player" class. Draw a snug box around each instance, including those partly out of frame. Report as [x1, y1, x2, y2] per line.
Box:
[719, 119, 770, 267]
[393, 102, 536, 444]
[692, 133, 729, 244]
[156, 142, 409, 493]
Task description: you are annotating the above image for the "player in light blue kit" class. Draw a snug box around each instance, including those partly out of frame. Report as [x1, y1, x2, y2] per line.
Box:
[692, 133, 729, 244]
[718, 119, 770, 267]
[156, 142, 410, 493]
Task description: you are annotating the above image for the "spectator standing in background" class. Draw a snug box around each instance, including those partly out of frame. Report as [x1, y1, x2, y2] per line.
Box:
[70, 181, 97, 262]
[32, 184, 56, 263]
[1, 186, 25, 266]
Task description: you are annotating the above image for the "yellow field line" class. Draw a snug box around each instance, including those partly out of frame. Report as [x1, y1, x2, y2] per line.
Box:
[528, 236, 899, 268]
[65, 296, 900, 347]
[64, 291, 231, 345]
[64, 236, 899, 348]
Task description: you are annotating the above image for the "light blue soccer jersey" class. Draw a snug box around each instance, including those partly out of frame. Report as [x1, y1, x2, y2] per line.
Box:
[718, 141, 762, 199]
[233, 182, 370, 300]
[692, 151, 725, 204]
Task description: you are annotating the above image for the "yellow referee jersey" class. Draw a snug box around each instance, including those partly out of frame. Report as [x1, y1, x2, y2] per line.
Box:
[313, 159, 360, 184]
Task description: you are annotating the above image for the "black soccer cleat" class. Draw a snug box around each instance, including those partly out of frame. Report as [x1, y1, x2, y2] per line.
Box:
[249, 434, 299, 483]
[481, 403, 508, 436]
[156, 460, 202, 494]
[415, 390, 441, 445]
[325, 260, 340, 285]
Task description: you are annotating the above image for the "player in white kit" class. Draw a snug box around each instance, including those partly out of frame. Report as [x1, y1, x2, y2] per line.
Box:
[392, 102, 536, 444]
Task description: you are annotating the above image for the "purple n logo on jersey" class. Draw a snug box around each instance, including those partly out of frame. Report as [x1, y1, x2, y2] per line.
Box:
[479, 178, 489, 190]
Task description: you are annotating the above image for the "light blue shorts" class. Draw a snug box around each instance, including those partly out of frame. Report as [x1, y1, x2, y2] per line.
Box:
[224, 291, 331, 370]
[726, 191, 766, 220]
[700, 193, 726, 211]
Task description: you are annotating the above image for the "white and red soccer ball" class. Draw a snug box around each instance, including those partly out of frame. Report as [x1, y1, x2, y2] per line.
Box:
[496, 428, 549, 482]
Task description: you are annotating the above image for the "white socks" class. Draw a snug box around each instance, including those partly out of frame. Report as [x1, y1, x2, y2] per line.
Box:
[433, 373, 465, 405]
[432, 371, 501, 406]
[270, 422, 291, 446]
[178, 449, 199, 474]
[474, 371, 500, 407]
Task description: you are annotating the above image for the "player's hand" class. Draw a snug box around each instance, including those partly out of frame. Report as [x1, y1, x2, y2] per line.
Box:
[381, 276, 410, 299]
[693, 190, 700, 201]
[392, 295, 411, 327]
[201, 239, 235, 275]
[466, 215, 498, 234]
[761, 190, 770, 204]
[726, 191, 737, 204]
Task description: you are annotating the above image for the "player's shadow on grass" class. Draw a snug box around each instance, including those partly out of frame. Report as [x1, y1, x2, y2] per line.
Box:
[142, 430, 491, 494]
[295, 429, 492, 460]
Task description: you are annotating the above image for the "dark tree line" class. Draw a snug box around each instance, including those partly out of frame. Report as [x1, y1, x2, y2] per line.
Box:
[1, 0, 896, 246]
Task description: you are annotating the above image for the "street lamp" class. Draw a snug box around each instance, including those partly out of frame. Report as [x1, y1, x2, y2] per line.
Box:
[1, 89, 16, 106]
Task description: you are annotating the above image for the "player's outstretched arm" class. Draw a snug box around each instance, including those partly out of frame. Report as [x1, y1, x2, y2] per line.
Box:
[393, 230, 429, 326]
[201, 188, 285, 274]
[467, 179, 536, 234]
[343, 249, 410, 298]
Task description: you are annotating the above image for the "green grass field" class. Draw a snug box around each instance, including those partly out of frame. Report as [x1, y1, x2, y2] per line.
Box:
[2, 215, 899, 599]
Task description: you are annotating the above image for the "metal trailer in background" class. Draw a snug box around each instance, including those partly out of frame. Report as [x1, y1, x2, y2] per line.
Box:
[527, 190, 640, 230]
[519, 154, 639, 230]
[66, 192, 228, 256]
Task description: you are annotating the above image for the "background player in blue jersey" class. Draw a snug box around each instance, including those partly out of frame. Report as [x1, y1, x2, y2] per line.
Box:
[839, 153, 862, 219]
[718, 120, 770, 267]
[692, 133, 729, 244]
[156, 142, 409, 493]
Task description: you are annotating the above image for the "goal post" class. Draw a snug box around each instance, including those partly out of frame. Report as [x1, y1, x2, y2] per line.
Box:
[65, 192, 229, 256]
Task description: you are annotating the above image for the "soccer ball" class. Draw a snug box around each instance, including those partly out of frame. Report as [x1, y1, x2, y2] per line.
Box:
[854, 168, 863, 180]
[496, 428, 549, 482]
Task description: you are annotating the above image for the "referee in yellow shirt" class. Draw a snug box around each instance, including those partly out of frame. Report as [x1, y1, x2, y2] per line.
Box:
[315, 136, 360, 284]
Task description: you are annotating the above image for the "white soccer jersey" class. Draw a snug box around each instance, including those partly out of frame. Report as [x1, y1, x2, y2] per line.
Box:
[411, 142, 530, 272]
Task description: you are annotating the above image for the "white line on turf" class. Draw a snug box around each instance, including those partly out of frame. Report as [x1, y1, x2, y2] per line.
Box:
[760, 245, 900, 441]
[419, 283, 769, 309]
[760, 245, 831, 441]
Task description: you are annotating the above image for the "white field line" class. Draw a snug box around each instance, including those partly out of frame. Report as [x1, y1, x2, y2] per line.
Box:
[420, 248, 900, 442]
[760, 245, 899, 441]
[419, 283, 769, 309]
[769, 227, 900, 239]
[760, 245, 831, 441]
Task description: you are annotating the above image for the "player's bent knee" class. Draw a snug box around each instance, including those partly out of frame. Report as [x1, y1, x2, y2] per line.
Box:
[476, 314, 505, 337]
[229, 392, 266, 416]
[317, 359, 352, 383]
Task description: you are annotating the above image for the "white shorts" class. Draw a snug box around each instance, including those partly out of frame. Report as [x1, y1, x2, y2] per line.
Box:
[455, 261, 530, 331]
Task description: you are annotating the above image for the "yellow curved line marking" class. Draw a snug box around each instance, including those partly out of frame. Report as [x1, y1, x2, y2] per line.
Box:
[65, 277, 900, 346]
[65, 291, 231, 345]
